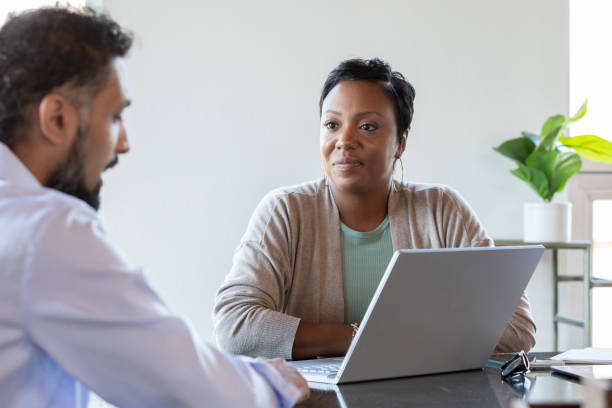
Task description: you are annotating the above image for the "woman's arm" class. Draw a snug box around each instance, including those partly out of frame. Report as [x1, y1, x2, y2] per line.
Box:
[215, 189, 344, 360]
[214, 239, 355, 360]
[292, 322, 353, 360]
[493, 293, 537, 352]
[213, 239, 300, 359]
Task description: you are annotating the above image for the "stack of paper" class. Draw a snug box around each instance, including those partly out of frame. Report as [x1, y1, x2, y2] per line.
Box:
[553, 348, 612, 364]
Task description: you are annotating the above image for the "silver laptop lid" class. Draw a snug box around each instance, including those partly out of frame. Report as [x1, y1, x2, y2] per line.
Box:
[336, 245, 544, 383]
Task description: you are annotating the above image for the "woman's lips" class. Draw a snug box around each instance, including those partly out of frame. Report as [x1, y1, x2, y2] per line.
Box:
[333, 159, 362, 171]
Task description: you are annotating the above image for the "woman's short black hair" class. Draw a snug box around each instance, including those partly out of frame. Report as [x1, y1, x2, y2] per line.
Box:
[319, 58, 416, 144]
[0, 6, 133, 148]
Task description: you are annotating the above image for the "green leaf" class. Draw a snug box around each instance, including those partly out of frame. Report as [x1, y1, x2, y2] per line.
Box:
[559, 135, 612, 163]
[521, 131, 540, 146]
[525, 150, 558, 180]
[550, 152, 582, 194]
[538, 114, 567, 151]
[568, 100, 588, 123]
[493, 137, 536, 164]
[511, 163, 550, 200]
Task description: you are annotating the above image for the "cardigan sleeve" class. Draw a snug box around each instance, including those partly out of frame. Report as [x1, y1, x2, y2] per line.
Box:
[213, 192, 300, 360]
[440, 187, 536, 353]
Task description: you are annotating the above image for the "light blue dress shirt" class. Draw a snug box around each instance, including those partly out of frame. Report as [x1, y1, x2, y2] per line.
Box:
[0, 143, 300, 408]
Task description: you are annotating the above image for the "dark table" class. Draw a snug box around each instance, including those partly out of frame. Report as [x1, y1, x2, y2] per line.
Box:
[297, 353, 584, 408]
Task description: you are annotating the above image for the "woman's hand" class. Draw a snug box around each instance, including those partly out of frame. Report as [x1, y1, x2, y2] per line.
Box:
[292, 322, 353, 360]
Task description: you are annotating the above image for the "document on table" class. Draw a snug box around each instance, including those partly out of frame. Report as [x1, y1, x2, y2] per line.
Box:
[552, 347, 612, 364]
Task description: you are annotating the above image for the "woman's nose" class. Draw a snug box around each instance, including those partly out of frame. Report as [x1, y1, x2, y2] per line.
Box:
[335, 127, 358, 150]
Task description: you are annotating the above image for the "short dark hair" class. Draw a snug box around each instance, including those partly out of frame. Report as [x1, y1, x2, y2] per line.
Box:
[0, 6, 133, 148]
[319, 58, 416, 144]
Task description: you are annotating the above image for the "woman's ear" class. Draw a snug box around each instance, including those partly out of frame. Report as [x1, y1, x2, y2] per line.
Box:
[38, 93, 79, 147]
[396, 130, 408, 158]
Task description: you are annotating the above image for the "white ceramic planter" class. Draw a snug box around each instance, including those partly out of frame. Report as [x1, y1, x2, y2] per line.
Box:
[523, 202, 572, 242]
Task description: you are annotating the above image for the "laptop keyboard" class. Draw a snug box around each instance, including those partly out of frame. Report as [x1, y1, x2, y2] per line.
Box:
[298, 363, 339, 375]
[289, 357, 343, 376]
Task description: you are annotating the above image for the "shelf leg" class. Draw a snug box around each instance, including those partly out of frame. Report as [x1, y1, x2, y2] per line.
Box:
[553, 248, 559, 352]
[584, 247, 592, 347]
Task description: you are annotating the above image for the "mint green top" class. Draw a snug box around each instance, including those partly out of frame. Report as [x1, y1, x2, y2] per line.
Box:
[340, 216, 394, 324]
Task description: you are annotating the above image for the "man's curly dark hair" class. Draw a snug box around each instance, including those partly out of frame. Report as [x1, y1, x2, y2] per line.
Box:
[0, 6, 133, 148]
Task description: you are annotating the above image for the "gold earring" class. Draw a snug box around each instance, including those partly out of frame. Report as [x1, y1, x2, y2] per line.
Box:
[393, 157, 404, 192]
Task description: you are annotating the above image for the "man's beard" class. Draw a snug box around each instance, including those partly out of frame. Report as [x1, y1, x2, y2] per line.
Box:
[46, 126, 104, 211]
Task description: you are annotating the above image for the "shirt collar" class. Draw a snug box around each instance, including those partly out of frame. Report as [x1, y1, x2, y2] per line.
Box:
[0, 142, 42, 189]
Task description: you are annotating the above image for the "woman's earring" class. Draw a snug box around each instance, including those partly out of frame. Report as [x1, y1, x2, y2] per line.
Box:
[393, 157, 404, 192]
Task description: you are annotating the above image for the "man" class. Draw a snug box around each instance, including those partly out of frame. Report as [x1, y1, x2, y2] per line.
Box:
[0, 6, 308, 408]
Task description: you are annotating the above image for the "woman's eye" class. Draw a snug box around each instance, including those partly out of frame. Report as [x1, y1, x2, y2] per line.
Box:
[360, 123, 378, 131]
[113, 114, 123, 122]
[324, 121, 337, 130]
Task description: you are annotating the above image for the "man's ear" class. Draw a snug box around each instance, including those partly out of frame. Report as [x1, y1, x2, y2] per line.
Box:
[395, 130, 408, 158]
[38, 94, 79, 146]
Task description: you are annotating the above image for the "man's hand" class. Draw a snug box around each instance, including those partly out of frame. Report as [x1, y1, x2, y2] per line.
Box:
[259, 357, 310, 404]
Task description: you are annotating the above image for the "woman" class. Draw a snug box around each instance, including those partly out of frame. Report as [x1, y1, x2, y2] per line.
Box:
[213, 58, 536, 360]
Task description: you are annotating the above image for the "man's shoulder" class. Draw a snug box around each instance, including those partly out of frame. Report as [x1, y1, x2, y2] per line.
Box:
[0, 184, 109, 272]
[38, 186, 97, 222]
[2, 184, 100, 239]
[2, 178, 93, 211]
[17, 187, 128, 270]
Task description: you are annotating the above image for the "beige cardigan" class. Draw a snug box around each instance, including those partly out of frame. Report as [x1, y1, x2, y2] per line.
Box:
[213, 179, 536, 360]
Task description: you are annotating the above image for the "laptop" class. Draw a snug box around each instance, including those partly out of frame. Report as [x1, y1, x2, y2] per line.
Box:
[288, 245, 544, 384]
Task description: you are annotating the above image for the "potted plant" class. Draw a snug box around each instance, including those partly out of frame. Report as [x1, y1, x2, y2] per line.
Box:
[494, 100, 612, 242]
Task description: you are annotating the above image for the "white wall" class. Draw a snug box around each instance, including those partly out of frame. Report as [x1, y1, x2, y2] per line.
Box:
[100, 0, 569, 351]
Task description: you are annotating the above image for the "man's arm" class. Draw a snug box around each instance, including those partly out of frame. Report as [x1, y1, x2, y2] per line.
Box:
[22, 205, 307, 407]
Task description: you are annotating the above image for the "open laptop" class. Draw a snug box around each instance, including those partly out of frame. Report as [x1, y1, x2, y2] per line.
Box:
[288, 245, 544, 384]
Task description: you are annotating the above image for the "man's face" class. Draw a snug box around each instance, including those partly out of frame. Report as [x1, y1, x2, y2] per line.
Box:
[47, 58, 131, 210]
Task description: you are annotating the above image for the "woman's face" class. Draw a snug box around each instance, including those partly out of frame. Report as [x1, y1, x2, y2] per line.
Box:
[320, 80, 405, 195]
